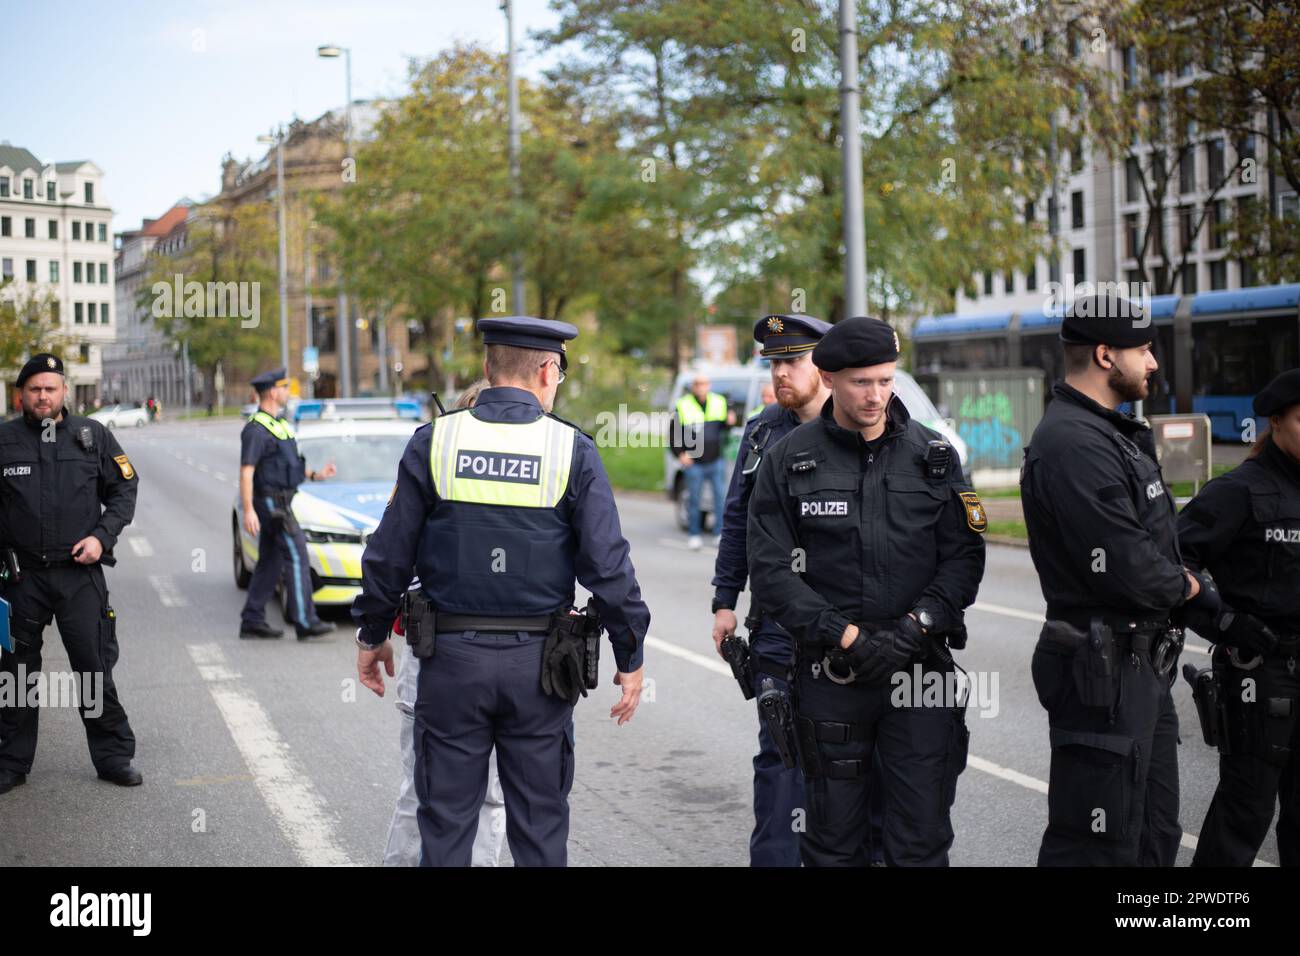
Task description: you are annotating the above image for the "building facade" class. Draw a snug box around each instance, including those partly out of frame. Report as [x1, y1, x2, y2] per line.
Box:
[0, 143, 115, 410]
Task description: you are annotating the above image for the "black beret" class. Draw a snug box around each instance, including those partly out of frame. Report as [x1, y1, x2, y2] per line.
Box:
[812, 316, 901, 372]
[753, 314, 833, 357]
[1254, 368, 1300, 417]
[478, 316, 579, 371]
[1059, 294, 1154, 348]
[251, 367, 289, 392]
[15, 352, 64, 388]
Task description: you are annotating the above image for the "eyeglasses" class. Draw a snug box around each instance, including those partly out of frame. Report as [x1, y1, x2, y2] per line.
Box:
[541, 359, 566, 384]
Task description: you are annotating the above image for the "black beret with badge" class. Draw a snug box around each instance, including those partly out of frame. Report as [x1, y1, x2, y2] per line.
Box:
[753, 314, 834, 357]
[1059, 293, 1155, 349]
[478, 316, 579, 371]
[811, 316, 901, 372]
[1254, 368, 1300, 417]
[15, 352, 64, 388]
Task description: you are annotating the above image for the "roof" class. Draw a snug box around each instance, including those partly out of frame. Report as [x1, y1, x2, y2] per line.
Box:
[0, 144, 43, 174]
[54, 160, 92, 172]
[141, 204, 191, 237]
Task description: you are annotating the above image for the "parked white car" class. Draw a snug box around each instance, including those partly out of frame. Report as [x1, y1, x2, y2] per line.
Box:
[88, 404, 150, 428]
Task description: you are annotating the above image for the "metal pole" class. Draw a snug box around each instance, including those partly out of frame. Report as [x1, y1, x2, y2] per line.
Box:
[838, 0, 867, 318]
[305, 222, 314, 399]
[337, 48, 353, 397]
[275, 130, 289, 375]
[377, 303, 389, 393]
[505, 0, 525, 313]
[182, 338, 191, 418]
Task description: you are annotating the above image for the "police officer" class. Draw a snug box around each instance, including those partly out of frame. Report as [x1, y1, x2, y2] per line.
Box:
[0, 353, 142, 795]
[352, 317, 650, 867]
[1021, 293, 1216, 866]
[747, 317, 985, 866]
[1179, 368, 1300, 866]
[671, 372, 735, 549]
[712, 314, 831, 866]
[238, 368, 335, 640]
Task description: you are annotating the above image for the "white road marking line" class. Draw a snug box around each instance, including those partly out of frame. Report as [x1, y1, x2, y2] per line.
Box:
[198, 463, 210, 473]
[147, 574, 188, 607]
[184, 456, 195, 466]
[128, 537, 154, 558]
[186, 643, 353, 867]
[970, 601, 1209, 655]
[655, 537, 719, 552]
[214, 472, 228, 482]
[651, 624, 1265, 863]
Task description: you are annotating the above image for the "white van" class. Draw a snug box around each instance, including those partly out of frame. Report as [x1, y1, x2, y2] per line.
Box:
[663, 363, 968, 532]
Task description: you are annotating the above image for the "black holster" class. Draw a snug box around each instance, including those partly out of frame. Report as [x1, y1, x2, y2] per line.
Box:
[400, 590, 437, 659]
[1182, 659, 1231, 754]
[268, 489, 300, 536]
[541, 599, 602, 705]
[720, 628, 755, 701]
[757, 676, 797, 769]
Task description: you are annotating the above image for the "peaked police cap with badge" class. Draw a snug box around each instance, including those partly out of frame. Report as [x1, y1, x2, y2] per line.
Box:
[478, 316, 579, 372]
[753, 314, 833, 357]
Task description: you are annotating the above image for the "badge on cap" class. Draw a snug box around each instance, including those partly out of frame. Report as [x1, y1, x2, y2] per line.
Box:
[958, 491, 986, 533]
[46, 357, 56, 369]
[113, 454, 135, 480]
[893, 330, 901, 353]
[767, 316, 784, 334]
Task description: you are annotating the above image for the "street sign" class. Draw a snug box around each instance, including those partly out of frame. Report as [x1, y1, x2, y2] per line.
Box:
[1150, 413, 1212, 489]
[303, 347, 319, 374]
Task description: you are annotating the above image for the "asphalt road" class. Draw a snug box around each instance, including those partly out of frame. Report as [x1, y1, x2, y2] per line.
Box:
[0, 418, 1281, 866]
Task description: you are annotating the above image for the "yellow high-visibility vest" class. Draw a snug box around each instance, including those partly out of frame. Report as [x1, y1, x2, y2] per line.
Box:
[429, 411, 575, 508]
[675, 392, 728, 426]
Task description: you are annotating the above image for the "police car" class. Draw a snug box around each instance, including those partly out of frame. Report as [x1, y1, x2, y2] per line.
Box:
[232, 401, 422, 607]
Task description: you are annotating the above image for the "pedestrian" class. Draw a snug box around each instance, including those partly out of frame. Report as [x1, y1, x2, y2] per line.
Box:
[1021, 293, 1218, 866]
[1179, 368, 1300, 866]
[671, 373, 734, 550]
[353, 317, 650, 866]
[0, 353, 142, 795]
[747, 317, 985, 865]
[237, 368, 335, 640]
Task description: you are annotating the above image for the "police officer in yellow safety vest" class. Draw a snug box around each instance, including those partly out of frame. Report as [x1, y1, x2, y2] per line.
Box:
[239, 368, 336, 640]
[352, 316, 650, 867]
[670, 373, 736, 550]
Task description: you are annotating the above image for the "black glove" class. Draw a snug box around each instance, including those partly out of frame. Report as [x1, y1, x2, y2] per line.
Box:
[1218, 610, 1284, 658]
[541, 630, 586, 705]
[1184, 569, 1221, 615]
[852, 615, 929, 685]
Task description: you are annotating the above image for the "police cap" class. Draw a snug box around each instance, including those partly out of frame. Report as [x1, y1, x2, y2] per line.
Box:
[1254, 368, 1300, 417]
[753, 314, 833, 358]
[1059, 294, 1154, 348]
[15, 352, 64, 388]
[251, 367, 290, 393]
[812, 316, 901, 372]
[478, 316, 579, 371]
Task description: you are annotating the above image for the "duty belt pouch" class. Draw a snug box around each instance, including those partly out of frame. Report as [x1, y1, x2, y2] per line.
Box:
[402, 592, 437, 659]
[792, 715, 825, 778]
[1073, 618, 1119, 709]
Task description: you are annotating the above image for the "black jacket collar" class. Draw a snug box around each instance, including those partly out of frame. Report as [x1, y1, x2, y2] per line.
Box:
[1053, 382, 1147, 436]
[818, 393, 910, 448]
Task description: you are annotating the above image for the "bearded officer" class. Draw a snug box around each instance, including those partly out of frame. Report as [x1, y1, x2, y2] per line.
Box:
[352, 316, 649, 866]
[747, 317, 985, 866]
[0, 353, 142, 795]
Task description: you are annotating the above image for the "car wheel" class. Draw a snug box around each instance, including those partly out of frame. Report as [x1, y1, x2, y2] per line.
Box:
[232, 515, 251, 589]
[134, 418, 144, 427]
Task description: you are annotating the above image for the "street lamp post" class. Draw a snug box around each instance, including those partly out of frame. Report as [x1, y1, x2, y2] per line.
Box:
[839, 0, 868, 319]
[502, 0, 525, 313]
[318, 43, 354, 397]
[257, 129, 290, 376]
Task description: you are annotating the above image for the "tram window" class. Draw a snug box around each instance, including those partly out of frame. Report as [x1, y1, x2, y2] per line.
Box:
[1192, 317, 1300, 396]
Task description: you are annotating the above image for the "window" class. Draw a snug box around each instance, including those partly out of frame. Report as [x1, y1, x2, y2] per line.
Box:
[1179, 147, 1195, 194]
[84, 221, 93, 239]
[1068, 23, 1082, 59]
[48, 220, 57, 240]
[1072, 248, 1086, 283]
[1240, 259, 1256, 287]
[983, 271, 993, 296]
[0, 216, 9, 237]
[1049, 256, 1061, 285]
[84, 182, 94, 204]
[72, 221, 81, 240]
[49, 261, 59, 282]
[1123, 45, 1138, 90]
[87, 303, 96, 323]
[1125, 213, 1140, 258]
[1126, 157, 1143, 202]
[98, 223, 106, 242]
[1004, 270, 1015, 294]
[0, 258, 10, 279]
[1026, 260, 1038, 291]
[1071, 191, 1084, 229]
[100, 303, 109, 324]
[1071, 139, 1085, 174]
[1283, 194, 1299, 221]
[1181, 265, 1197, 294]
[1209, 200, 1226, 250]
[74, 262, 82, 283]
[1207, 138, 1225, 186]
[85, 261, 95, 284]
[1126, 268, 1145, 288]
[24, 218, 35, 238]
[0, 176, 8, 197]
[74, 302, 84, 324]
[25, 260, 36, 281]
[1025, 199, 1035, 224]
[99, 262, 107, 283]
[46, 181, 55, 201]
[1237, 136, 1256, 184]
[1209, 259, 1227, 290]
[1179, 205, 1195, 254]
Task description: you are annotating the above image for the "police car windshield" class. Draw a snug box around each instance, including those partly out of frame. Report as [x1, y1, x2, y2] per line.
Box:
[298, 434, 410, 483]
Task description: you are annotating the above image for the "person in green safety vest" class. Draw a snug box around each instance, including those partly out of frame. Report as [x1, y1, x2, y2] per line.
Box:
[748, 382, 777, 420]
[670, 373, 736, 549]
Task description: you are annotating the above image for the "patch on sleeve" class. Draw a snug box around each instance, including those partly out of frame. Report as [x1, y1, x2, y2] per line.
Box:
[113, 454, 135, 480]
[958, 490, 987, 533]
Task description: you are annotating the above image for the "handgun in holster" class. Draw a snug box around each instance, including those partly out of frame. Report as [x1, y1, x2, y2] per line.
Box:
[400, 590, 438, 659]
[0, 548, 22, 586]
[758, 676, 798, 769]
[1182, 659, 1231, 754]
[720, 615, 758, 701]
[269, 489, 301, 536]
[551, 598, 602, 690]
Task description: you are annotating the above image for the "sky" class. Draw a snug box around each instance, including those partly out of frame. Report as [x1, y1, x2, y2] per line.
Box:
[0, 0, 562, 233]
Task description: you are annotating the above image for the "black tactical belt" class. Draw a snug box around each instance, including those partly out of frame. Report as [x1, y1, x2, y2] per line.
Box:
[438, 613, 552, 633]
[15, 551, 77, 568]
